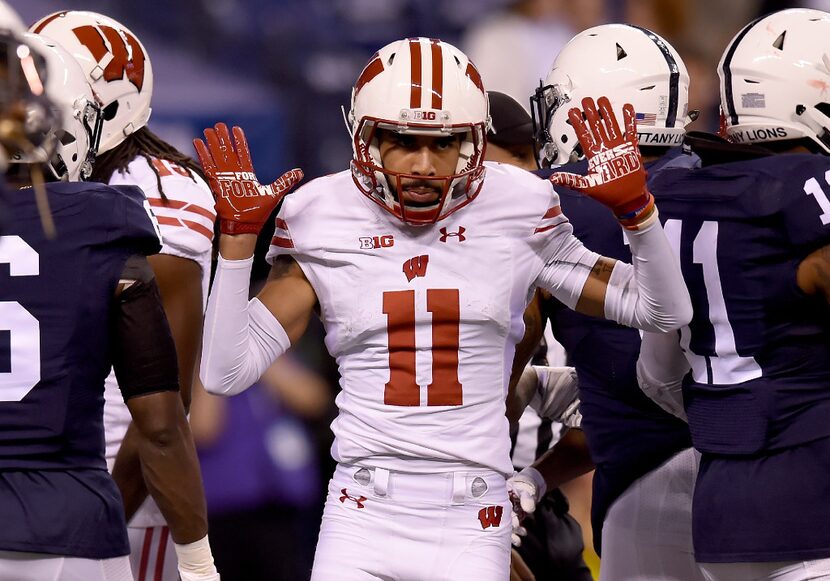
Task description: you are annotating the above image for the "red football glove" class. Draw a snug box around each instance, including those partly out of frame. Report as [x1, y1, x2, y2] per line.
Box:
[549, 97, 655, 230]
[193, 123, 303, 235]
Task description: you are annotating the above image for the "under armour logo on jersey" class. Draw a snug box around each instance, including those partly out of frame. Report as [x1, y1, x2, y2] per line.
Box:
[439, 226, 466, 243]
[359, 235, 394, 249]
[70, 24, 147, 91]
[477, 505, 503, 530]
[403, 255, 429, 282]
[339, 488, 367, 509]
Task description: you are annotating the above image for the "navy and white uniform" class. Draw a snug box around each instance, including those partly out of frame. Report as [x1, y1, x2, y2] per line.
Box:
[650, 149, 830, 564]
[537, 152, 703, 581]
[0, 182, 161, 560]
[539, 152, 695, 547]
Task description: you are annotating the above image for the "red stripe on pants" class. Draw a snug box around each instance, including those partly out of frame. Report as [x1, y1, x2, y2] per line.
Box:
[138, 528, 154, 580]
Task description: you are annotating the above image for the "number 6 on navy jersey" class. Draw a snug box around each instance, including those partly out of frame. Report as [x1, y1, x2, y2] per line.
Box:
[0, 236, 41, 401]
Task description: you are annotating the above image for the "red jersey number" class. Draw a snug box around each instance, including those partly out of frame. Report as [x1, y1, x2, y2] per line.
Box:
[382, 289, 462, 406]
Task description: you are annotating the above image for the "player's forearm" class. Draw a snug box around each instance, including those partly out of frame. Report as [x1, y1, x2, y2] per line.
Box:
[532, 428, 594, 490]
[218, 232, 258, 260]
[136, 407, 209, 544]
[201, 255, 290, 395]
[637, 330, 689, 420]
[604, 216, 693, 332]
[112, 422, 149, 522]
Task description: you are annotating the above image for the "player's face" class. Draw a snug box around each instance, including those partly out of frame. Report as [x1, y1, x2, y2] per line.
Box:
[377, 130, 462, 206]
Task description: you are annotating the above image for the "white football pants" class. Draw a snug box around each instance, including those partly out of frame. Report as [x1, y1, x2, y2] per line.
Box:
[700, 558, 830, 580]
[311, 464, 512, 580]
[127, 526, 177, 581]
[599, 447, 705, 581]
[0, 551, 132, 580]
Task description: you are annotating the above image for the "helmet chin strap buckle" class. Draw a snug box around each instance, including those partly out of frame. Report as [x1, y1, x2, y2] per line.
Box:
[122, 122, 135, 138]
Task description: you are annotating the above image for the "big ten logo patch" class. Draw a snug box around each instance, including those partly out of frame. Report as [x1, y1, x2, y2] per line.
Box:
[477, 505, 503, 529]
[359, 235, 394, 249]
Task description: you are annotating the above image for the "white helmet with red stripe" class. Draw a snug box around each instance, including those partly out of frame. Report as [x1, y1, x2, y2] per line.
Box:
[30, 11, 152, 154]
[719, 8, 830, 153]
[348, 37, 490, 226]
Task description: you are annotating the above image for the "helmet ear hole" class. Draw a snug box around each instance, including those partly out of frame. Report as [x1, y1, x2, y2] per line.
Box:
[58, 131, 75, 146]
[815, 102, 830, 117]
[102, 101, 119, 121]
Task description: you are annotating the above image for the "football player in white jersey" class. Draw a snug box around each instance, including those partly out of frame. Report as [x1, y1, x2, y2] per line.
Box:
[195, 37, 692, 580]
[31, 11, 216, 581]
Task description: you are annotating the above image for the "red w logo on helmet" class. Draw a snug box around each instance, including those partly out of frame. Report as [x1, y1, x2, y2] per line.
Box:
[73, 24, 146, 91]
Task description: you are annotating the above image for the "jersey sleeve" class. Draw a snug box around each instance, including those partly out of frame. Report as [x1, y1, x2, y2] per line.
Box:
[109, 158, 216, 262]
[103, 184, 163, 256]
[265, 187, 308, 264]
[781, 157, 830, 251]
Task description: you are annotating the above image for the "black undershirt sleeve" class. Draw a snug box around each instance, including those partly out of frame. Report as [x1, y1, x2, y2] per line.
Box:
[111, 254, 180, 401]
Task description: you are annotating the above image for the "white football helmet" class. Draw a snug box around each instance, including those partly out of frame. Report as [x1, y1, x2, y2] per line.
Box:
[12, 33, 102, 181]
[0, 0, 24, 34]
[531, 24, 692, 168]
[719, 8, 830, 153]
[348, 37, 490, 226]
[31, 11, 152, 154]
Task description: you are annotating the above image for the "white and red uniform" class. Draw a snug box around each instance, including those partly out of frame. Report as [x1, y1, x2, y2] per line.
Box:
[265, 162, 587, 580]
[103, 156, 214, 581]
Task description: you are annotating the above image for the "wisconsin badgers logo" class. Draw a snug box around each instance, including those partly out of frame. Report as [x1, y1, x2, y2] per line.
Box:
[73, 24, 146, 91]
[403, 255, 429, 282]
[478, 505, 503, 530]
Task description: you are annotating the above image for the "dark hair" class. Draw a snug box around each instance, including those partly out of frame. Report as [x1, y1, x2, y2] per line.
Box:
[90, 126, 206, 199]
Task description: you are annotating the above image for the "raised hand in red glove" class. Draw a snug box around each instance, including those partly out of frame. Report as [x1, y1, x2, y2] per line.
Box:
[549, 96, 656, 230]
[194, 123, 303, 235]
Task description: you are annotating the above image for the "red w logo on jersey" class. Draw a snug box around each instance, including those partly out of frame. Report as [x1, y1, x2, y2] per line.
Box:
[403, 255, 429, 282]
[477, 505, 503, 530]
[73, 24, 146, 91]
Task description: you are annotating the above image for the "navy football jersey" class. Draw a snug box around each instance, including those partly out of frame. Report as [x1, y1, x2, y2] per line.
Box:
[651, 151, 830, 453]
[537, 150, 695, 554]
[650, 147, 830, 561]
[0, 181, 161, 558]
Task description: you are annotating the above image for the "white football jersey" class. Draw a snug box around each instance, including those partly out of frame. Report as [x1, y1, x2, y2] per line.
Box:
[103, 156, 215, 526]
[266, 163, 581, 477]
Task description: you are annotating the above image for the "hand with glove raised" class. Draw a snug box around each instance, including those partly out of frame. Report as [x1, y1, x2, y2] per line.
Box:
[550, 96, 656, 230]
[194, 123, 303, 236]
[507, 466, 547, 546]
